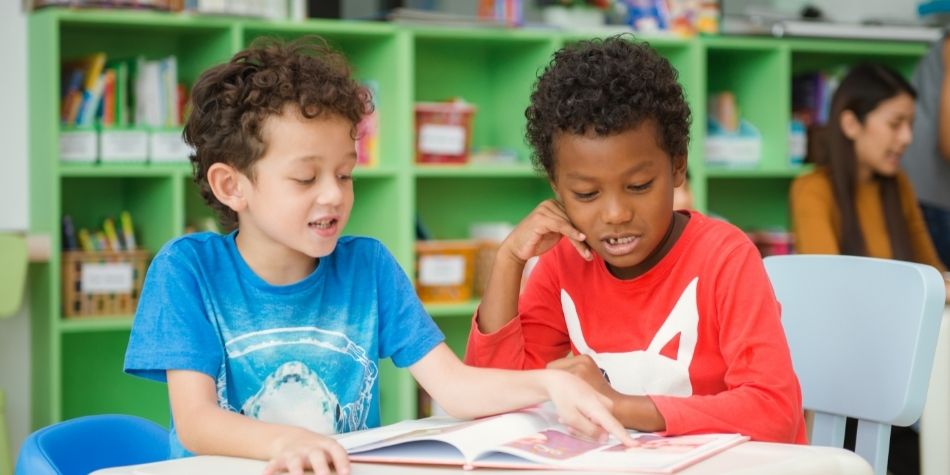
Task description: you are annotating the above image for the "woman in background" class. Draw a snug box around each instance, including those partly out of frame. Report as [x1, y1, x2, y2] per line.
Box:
[791, 63, 948, 283]
[790, 62, 949, 475]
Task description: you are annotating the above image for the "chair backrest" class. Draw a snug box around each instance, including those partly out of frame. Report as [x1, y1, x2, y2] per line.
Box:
[0, 233, 27, 319]
[14, 414, 169, 475]
[764, 254, 945, 475]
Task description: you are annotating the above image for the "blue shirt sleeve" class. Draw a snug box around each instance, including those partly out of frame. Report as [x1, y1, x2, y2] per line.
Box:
[374, 243, 444, 368]
[124, 242, 223, 383]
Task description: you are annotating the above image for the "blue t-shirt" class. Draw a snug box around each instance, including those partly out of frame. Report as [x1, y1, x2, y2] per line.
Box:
[124, 232, 444, 458]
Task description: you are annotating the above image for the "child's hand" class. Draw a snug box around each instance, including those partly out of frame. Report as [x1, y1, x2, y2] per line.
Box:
[547, 354, 617, 398]
[263, 428, 350, 475]
[502, 199, 592, 264]
[542, 369, 636, 446]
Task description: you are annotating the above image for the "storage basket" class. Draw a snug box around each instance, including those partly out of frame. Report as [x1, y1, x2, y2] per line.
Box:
[61, 250, 149, 318]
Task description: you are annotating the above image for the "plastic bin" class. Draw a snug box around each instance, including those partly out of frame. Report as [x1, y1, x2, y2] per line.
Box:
[415, 240, 479, 303]
[415, 100, 476, 164]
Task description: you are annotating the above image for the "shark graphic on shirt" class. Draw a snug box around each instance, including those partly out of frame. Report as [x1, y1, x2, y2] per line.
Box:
[561, 277, 699, 397]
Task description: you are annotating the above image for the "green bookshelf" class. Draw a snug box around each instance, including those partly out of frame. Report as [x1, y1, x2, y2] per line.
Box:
[27, 7, 930, 434]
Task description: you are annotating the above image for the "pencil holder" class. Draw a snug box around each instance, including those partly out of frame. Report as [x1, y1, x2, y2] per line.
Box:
[61, 250, 149, 318]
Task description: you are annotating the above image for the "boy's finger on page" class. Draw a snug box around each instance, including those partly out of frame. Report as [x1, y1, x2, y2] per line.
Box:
[287, 456, 306, 475]
[327, 443, 351, 475]
[307, 451, 330, 475]
[568, 418, 608, 443]
[563, 409, 603, 441]
[585, 404, 634, 445]
[594, 411, 634, 446]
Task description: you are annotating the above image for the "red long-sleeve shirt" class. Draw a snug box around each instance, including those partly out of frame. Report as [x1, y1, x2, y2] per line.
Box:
[465, 211, 807, 444]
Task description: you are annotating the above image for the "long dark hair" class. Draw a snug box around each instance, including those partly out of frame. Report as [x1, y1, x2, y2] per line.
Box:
[822, 63, 915, 260]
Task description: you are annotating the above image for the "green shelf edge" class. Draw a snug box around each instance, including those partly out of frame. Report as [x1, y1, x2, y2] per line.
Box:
[46, 8, 236, 29]
[424, 300, 479, 318]
[58, 163, 397, 179]
[58, 316, 134, 333]
[704, 165, 814, 178]
[413, 164, 540, 178]
[59, 163, 190, 177]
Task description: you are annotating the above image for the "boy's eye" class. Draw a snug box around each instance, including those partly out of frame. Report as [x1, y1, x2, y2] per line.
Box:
[293, 177, 316, 184]
[573, 191, 598, 201]
[629, 180, 654, 192]
[338, 173, 353, 181]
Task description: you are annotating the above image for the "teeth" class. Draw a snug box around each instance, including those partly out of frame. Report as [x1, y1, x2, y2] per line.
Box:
[310, 219, 334, 229]
[607, 236, 635, 245]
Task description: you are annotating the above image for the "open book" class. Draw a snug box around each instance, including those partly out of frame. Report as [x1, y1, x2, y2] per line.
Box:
[336, 407, 747, 473]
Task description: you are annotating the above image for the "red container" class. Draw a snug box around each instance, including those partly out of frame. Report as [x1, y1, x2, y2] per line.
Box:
[415, 100, 476, 164]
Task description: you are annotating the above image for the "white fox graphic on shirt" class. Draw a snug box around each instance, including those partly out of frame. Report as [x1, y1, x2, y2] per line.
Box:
[561, 277, 699, 397]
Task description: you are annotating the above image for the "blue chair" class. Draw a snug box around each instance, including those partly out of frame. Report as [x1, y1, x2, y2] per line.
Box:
[764, 255, 945, 475]
[14, 414, 169, 475]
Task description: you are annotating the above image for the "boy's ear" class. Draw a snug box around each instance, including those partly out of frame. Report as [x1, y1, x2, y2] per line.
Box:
[672, 155, 688, 188]
[840, 110, 862, 140]
[207, 163, 248, 213]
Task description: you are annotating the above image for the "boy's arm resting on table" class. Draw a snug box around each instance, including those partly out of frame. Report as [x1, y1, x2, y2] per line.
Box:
[167, 370, 350, 475]
[410, 343, 634, 445]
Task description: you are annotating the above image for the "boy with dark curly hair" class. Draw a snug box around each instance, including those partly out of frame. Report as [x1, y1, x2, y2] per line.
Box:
[123, 36, 632, 475]
[465, 35, 807, 444]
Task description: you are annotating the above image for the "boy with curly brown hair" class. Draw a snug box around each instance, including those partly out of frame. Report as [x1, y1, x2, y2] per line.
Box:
[465, 35, 807, 444]
[123, 36, 631, 475]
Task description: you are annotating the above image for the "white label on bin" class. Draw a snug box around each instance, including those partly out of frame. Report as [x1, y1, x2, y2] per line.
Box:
[419, 124, 465, 155]
[419, 255, 465, 286]
[59, 131, 98, 162]
[150, 130, 194, 162]
[100, 130, 149, 162]
[81, 262, 134, 294]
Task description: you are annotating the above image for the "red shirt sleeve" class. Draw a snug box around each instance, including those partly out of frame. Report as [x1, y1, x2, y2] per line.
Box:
[464, 248, 570, 369]
[651, 243, 807, 444]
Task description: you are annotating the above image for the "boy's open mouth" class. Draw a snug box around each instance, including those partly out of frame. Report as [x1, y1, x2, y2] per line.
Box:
[308, 218, 340, 237]
[602, 234, 640, 256]
[309, 218, 337, 230]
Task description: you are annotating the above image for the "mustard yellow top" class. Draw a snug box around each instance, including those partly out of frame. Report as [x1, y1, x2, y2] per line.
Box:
[790, 168, 946, 273]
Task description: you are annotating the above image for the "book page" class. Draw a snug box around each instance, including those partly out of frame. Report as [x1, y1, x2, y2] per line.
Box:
[485, 431, 747, 472]
[346, 407, 558, 464]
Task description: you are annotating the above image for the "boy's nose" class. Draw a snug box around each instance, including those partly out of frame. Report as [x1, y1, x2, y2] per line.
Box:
[315, 180, 344, 206]
[602, 197, 633, 224]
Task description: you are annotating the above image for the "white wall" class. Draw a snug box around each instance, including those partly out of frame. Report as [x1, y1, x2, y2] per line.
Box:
[0, 0, 30, 464]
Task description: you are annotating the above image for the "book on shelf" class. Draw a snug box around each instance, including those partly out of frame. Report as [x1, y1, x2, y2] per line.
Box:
[335, 405, 747, 473]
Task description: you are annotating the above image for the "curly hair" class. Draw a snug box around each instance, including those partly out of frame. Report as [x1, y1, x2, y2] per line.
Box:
[184, 36, 373, 230]
[525, 34, 691, 181]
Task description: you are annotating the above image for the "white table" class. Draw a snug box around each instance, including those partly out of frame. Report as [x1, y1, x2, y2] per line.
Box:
[92, 442, 871, 475]
[920, 306, 950, 475]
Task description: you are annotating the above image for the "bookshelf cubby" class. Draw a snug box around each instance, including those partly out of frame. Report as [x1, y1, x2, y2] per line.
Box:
[27, 8, 929, 432]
